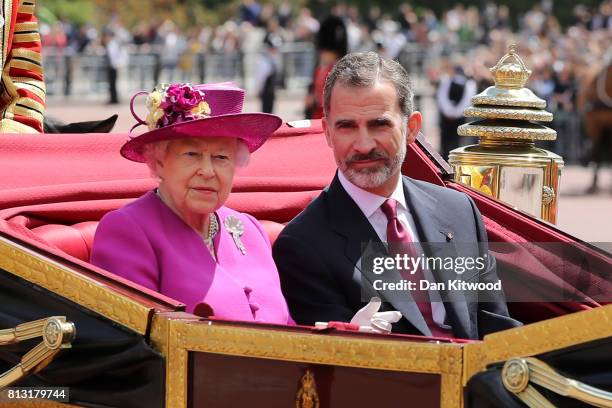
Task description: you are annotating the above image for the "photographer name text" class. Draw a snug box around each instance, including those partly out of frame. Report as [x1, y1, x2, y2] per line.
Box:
[373, 279, 502, 291]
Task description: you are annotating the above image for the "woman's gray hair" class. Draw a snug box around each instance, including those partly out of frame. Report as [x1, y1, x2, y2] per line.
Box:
[323, 51, 414, 117]
[235, 140, 251, 167]
[142, 138, 251, 178]
[142, 140, 171, 178]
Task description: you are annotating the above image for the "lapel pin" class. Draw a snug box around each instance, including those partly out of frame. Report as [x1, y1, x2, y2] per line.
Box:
[445, 232, 453, 241]
[224, 216, 246, 255]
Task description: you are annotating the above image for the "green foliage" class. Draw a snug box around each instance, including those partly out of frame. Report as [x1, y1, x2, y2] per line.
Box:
[43, 0, 606, 30]
[90, 0, 232, 29]
[40, 0, 95, 26]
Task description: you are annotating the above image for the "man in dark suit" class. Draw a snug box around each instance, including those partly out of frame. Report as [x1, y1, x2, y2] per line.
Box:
[273, 52, 520, 339]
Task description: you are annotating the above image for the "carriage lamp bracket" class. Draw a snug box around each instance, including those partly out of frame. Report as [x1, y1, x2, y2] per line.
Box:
[502, 357, 612, 408]
[0, 316, 76, 390]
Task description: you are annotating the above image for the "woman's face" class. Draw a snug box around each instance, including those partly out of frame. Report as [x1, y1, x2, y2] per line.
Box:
[157, 137, 237, 228]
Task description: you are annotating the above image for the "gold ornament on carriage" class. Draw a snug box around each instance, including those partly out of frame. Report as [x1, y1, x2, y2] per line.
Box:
[448, 44, 564, 224]
[295, 370, 320, 408]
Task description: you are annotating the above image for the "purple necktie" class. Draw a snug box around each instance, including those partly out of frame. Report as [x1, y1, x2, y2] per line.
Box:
[380, 199, 452, 337]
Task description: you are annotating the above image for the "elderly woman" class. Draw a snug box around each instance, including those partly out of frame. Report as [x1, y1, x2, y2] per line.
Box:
[91, 82, 292, 324]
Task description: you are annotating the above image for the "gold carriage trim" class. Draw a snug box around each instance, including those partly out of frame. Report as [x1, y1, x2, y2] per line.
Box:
[0, 236, 152, 335]
[471, 93, 546, 109]
[174, 321, 463, 374]
[463, 106, 553, 122]
[502, 357, 612, 408]
[463, 304, 612, 385]
[0, 317, 75, 390]
[457, 123, 557, 140]
[151, 315, 464, 408]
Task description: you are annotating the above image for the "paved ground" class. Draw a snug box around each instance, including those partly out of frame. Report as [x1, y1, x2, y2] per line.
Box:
[46, 91, 612, 243]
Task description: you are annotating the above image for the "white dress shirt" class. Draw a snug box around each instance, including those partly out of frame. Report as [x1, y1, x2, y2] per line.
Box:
[338, 170, 450, 330]
[338, 171, 419, 242]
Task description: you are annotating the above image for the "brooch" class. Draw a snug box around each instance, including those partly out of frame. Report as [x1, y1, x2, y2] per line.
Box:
[224, 216, 246, 255]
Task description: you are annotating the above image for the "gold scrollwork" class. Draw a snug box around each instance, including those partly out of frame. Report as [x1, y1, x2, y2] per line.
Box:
[0, 317, 75, 390]
[470, 95, 546, 109]
[463, 106, 553, 122]
[501, 358, 530, 393]
[541, 186, 555, 205]
[502, 357, 612, 408]
[296, 370, 319, 408]
[176, 323, 462, 374]
[457, 123, 557, 140]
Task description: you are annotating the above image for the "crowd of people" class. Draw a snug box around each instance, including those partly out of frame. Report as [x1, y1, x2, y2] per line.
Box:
[39, 1, 612, 160]
[40, 1, 611, 72]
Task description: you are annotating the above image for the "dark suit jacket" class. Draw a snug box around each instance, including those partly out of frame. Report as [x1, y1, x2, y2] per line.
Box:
[273, 174, 521, 339]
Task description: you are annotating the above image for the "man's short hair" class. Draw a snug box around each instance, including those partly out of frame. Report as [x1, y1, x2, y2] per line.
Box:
[323, 52, 414, 117]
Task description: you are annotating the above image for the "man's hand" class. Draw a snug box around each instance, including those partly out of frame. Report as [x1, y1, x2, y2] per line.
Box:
[314, 298, 402, 333]
[350, 297, 402, 334]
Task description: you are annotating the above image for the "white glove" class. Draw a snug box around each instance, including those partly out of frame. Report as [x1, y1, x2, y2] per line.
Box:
[349, 297, 402, 334]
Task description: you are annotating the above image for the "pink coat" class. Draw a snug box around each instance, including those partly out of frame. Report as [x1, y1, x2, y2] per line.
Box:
[91, 190, 292, 324]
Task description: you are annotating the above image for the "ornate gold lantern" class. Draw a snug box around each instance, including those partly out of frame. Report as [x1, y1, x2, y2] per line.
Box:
[448, 45, 564, 223]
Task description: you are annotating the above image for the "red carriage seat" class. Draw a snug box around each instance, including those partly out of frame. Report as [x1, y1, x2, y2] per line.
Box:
[32, 222, 98, 262]
[31, 219, 287, 263]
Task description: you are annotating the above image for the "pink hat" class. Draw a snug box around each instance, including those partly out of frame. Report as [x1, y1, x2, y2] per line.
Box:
[121, 82, 282, 162]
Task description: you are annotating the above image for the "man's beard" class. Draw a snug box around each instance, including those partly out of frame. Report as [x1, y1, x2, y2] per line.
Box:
[339, 142, 407, 189]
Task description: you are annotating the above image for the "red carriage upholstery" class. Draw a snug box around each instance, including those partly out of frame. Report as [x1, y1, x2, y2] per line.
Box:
[32, 221, 98, 262]
[259, 220, 287, 245]
[30, 219, 286, 262]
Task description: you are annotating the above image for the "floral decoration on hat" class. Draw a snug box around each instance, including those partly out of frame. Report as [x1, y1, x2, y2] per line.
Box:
[123, 82, 283, 162]
[145, 83, 211, 130]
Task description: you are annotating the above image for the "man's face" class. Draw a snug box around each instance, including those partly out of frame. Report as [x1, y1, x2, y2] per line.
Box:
[323, 80, 421, 196]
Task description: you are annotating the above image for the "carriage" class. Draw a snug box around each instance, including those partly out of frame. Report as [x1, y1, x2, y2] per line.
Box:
[0, 121, 610, 408]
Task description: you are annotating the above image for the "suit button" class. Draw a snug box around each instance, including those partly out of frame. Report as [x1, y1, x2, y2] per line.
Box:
[249, 302, 260, 313]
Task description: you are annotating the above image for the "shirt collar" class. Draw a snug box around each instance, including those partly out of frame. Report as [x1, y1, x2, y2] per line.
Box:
[338, 170, 407, 219]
